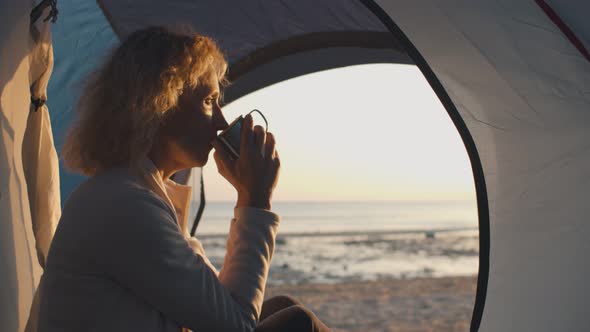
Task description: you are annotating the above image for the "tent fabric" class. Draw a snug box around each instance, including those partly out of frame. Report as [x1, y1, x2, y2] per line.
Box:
[23, 0, 60, 269]
[542, 0, 590, 53]
[21, 8, 61, 331]
[97, 0, 390, 63]
[0, 1, 58, 331]
[535, 0, 590, 62]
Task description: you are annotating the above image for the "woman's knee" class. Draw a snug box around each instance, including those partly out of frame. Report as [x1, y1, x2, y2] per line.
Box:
[257, 305, 313, 331]
[287, 305, 314, 321]
[260, 294, 303, 321]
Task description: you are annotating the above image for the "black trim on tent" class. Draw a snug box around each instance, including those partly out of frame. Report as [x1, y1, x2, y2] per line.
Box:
[225, 48, 410, 104]
[535, 0, 590, 63]
[225, 31, 412, 102]
[229, 31, 406, 80]
[224, 31, 412, 104]
[96, 0, 122, 39]
[191, 171, 206, 237]
[358, 1, 490, 331]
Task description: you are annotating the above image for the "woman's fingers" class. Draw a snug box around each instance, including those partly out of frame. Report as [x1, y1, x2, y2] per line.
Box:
[211, 139, 233, 170]
[253, 125, 266, 157]
[239, 114, 254, 157]
[264, 132, 276, 160]
[274, 148, 280, 165]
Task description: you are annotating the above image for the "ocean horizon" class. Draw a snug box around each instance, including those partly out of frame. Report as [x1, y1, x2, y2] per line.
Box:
[190, 199, 478, 236]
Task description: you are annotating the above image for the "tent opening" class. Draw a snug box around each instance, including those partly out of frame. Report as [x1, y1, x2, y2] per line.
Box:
[189, 64, 479, 331]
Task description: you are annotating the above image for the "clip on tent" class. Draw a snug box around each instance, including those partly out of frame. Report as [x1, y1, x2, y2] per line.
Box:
[1, 0, 589, 331]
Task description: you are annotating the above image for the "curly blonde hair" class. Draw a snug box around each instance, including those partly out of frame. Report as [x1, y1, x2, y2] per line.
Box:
[62, 26, 228, 176]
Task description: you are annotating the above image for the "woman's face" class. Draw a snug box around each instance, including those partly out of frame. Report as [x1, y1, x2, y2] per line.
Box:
[159, 70, 229, 169]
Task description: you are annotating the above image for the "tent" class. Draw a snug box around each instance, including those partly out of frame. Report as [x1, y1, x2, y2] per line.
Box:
[1, 0, 589, 331]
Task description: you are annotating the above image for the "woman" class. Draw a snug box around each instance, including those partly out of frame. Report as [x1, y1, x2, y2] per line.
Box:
[38, 26, 331, 332]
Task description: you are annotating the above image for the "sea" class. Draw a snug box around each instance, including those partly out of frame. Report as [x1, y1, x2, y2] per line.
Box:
[190, 200, 480, 285]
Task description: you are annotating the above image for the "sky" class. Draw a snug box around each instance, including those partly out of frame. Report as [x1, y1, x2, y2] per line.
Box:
[195, 64, 475, 202]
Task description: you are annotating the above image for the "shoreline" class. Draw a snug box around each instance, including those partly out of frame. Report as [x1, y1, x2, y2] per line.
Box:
[265, 275, 477, 332]
[197, 227, 478, 239]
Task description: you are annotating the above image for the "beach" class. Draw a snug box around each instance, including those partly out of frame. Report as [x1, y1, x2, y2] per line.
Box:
[200, 229, 479, 285]
[195, 201, 479, 331]
[265, 276, 477, 332]
[200, 229, 479, 331]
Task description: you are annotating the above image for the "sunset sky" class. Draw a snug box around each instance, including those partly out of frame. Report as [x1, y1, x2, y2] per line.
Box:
[197, 64, 475, 202]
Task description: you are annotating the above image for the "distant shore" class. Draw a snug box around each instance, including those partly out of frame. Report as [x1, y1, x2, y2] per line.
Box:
[197, 227, 477, 239]
[265, 275, 477, 332]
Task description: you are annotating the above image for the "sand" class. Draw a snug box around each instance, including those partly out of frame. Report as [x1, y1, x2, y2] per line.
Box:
[264, 276, 478, 332]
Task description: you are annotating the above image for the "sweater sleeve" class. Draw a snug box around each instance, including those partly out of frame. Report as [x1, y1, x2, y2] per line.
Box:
[100, 188, 279, 332]
[186, 236, 220, 276]
[219, 207, 280, 320]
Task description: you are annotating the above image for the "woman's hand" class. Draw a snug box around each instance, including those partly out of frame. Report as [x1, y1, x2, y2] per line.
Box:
[211, 114, 280, 210]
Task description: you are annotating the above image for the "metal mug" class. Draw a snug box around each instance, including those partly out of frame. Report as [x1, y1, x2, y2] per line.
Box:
[217, 109, 268, 160]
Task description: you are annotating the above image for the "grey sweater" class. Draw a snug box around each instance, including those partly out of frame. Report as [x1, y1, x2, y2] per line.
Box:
[38, 162, 280, 332]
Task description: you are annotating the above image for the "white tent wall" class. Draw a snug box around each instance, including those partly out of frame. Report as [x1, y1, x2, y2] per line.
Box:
[0, 1, 38, 329]
[1, 1, 60, 331]
[373, 0, 590, 330]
